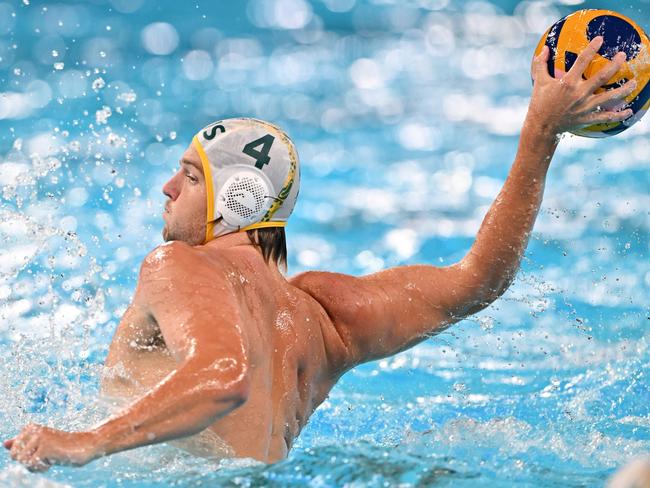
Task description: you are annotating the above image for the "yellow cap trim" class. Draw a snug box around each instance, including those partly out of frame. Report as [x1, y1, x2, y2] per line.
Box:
[193, 136, 216, 243]
[256, 123, 297, 223]
[242, 221, 287, 231]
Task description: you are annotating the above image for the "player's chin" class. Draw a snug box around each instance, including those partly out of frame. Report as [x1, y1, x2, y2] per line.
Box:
[162, 225, 172, 242]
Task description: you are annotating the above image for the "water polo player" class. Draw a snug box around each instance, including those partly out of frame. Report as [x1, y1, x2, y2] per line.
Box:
[4, 36, 638, 471]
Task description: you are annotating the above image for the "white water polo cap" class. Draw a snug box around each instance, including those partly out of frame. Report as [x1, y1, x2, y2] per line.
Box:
[192, 118, 300, 243]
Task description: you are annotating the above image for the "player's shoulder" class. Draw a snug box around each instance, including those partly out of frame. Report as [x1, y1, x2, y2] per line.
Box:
[288, 270, 373, 335]
[137, 241, 239, 301]
[289, 270, 355, 289]
[142, 240, 253, 281]
[140, 241, 235, 281]
[142, 240, 197, 271]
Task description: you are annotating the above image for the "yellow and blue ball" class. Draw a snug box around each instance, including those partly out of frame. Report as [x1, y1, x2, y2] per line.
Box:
[534, 9, 650, 138]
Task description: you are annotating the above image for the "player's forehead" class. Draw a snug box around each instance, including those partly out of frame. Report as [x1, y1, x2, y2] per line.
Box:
[180, 144, 203, 174]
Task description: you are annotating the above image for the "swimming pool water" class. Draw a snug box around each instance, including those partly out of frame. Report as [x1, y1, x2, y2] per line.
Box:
[0, 0, 649, 486]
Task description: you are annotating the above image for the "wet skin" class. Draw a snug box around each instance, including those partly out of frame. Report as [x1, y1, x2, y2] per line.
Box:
[4, 36, 637, 470]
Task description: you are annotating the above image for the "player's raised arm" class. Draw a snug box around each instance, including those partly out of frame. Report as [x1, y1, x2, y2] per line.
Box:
[464, 36, 634, 298]
[297, 37, 636, 371]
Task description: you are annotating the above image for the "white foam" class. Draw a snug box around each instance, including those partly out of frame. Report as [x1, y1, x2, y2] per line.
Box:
[0, 465, 72, 487]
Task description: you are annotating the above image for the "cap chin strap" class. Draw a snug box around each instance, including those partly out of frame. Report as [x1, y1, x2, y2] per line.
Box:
[193, 136, 217, 244]
[203, 219, 287, 244]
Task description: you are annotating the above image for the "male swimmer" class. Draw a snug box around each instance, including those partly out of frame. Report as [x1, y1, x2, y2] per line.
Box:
[4, 37, 637, 471]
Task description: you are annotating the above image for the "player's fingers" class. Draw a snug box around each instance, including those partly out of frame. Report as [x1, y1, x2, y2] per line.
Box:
[583, 79, 637, 113]
[9, 427, 37, 460]
[580, 108, 633, 126]
[9, 436, 26, 460]
[16, 437, 39, 464]
[567, 36, 604, 80]
[532, 45, 551, 82]
[26, 452, 50, 473]
[586, 51, 627, 92]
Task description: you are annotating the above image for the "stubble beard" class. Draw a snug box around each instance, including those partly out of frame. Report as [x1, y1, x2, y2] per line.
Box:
[162, 219, 204, 246]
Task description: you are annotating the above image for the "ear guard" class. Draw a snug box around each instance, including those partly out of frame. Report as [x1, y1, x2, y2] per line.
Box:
[215, 165, 276, 230]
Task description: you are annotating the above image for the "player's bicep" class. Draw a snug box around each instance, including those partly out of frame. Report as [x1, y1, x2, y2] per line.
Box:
[353, 261, 493, 363]
[392, 260, 494, 321]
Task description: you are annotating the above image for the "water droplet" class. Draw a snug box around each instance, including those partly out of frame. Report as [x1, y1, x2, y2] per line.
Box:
[92, 77, 105, 91]
[478, 316, 494, 331]
[116, 91, 136, 104]
[95, 106, 112, 125]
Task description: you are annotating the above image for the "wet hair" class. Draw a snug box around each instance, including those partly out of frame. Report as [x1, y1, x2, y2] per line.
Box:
[246, 227, 287, 270]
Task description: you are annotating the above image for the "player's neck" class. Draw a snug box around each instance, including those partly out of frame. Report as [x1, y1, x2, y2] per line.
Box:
[203, 231, 252, 251]
[203, 231, 286, 278]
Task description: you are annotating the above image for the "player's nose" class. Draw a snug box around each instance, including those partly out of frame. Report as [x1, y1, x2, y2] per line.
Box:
[162, 172, 180, 200]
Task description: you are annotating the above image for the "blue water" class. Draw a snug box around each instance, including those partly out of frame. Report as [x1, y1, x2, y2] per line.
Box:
[0, 0, 649, 486]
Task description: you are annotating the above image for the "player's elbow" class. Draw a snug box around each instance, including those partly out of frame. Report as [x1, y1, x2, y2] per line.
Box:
[213, 366, 250, 406]
[472, 279, 512, 313]
[487, 272, 517, 302]
[231, 371, 251, 406]
[453, 279, 510, 318]
[189, 357, 251, 407]
[463, 292, 501, 317]
[455, 256, 515, 315]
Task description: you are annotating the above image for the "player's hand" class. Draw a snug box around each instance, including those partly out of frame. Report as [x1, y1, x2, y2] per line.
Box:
[527, 36, 637, 135]
[4, 424, 99, 472]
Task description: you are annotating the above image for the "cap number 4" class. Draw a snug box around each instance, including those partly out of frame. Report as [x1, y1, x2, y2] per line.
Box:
[243, 134, 275, 169]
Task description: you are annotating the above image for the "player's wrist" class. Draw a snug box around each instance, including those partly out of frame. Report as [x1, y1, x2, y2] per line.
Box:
[87, 421, 121, 459]
[521, 109, 564, 145]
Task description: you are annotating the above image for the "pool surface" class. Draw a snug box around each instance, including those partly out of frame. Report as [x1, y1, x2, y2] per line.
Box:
[0, 0, 648, 486]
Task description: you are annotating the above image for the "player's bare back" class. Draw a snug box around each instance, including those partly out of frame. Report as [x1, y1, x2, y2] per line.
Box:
[100, 235, 353, 463]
